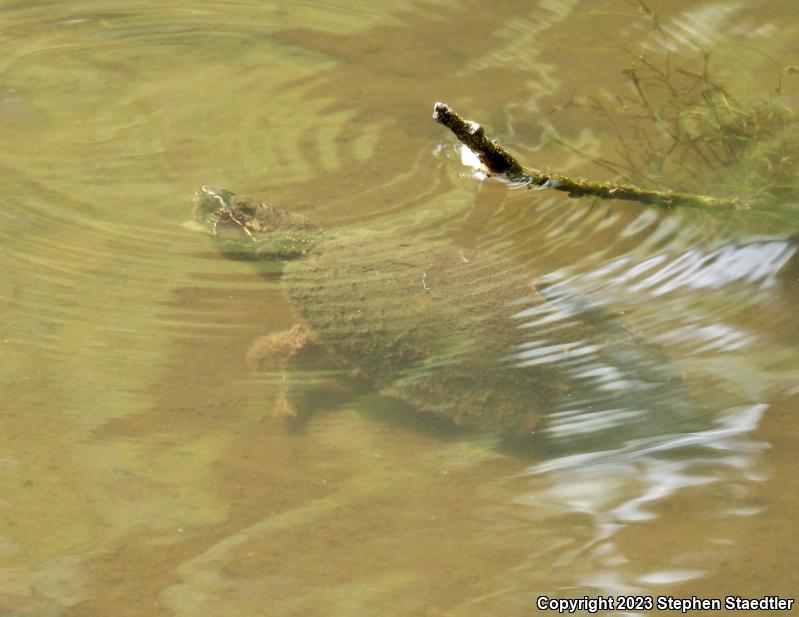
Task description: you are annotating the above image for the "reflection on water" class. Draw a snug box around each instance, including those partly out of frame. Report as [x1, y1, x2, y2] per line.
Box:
[511, 402, 765, 589]
[1, 0, 798, 615]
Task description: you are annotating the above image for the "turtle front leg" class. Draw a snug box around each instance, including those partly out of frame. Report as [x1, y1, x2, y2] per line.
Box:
[272, 373, 297, 420]
[246, 324, 318, 421]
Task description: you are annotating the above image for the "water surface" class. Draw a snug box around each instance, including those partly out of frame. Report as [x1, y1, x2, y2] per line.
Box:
[1, 1, 798, 615]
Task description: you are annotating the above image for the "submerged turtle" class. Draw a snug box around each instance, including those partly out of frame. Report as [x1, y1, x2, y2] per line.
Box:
[193, 186, 697, 451]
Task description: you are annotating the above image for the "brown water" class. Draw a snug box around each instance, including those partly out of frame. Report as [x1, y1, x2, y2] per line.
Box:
[1, 1, 798, 615]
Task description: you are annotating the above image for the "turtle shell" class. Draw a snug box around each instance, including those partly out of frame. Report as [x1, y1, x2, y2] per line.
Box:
[284, 230, 697, 449]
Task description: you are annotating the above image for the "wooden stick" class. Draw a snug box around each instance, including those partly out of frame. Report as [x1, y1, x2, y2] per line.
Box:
[433, 102, 746, 210]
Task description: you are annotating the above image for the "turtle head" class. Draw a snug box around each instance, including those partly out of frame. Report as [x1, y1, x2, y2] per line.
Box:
[193, 186, 323, 260]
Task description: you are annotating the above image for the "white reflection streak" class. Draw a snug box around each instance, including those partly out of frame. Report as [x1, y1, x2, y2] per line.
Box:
[640, 2, 746, 54]
[520, 238, 795, 360]
[657, 323, 754, 354]
[536, 238, 796, 307]
[505, 236, 789, 597]
[630, 240, 796, 296]
[521, 404, 768, 594]
[512, 341, 600, 367]
[531, 403, 767, 473]
[544, 408, 646, 437]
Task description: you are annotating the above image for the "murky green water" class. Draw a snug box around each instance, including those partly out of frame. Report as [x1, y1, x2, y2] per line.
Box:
[1, 1, 798, 615]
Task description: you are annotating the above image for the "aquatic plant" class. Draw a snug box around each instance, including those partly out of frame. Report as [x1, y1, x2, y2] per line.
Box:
[605, 52, 798, 203]
[558, 2, 799, 206]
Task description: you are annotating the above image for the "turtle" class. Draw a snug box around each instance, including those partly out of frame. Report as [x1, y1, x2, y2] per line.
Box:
[192, 185, 699, 452]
